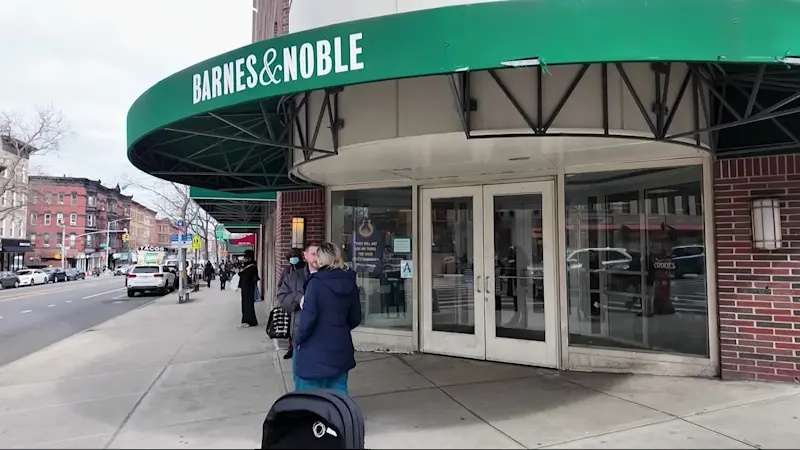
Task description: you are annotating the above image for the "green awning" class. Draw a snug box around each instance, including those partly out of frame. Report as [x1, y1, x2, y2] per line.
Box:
[189, 186, 275, 225]
[222, 223, 261, 234]
[128, 0, 800, 190]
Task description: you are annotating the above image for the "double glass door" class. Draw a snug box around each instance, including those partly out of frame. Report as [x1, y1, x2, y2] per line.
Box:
[421, 182, 559, 368]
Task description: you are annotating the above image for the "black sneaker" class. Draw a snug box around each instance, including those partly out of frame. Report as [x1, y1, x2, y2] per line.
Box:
[283, 349, 293, 359]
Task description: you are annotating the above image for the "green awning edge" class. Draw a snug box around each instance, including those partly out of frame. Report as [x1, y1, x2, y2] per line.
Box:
[189, 186, 277, 201]
[126, 0, 800, 150]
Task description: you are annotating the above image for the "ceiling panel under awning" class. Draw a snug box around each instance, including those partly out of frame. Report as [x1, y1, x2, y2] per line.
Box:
[189, 187, 275, 226]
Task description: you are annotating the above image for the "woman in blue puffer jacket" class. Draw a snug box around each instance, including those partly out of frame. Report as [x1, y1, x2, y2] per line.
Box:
[292, 242, 361, 394]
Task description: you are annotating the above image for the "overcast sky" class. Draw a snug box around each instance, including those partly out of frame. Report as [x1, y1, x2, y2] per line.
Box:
[0, 0, 252, 211]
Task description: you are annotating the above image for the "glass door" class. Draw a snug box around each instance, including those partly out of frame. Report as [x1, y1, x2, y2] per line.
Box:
[421, 182, 559, 368]
[483, 182, 558, 367]
[421, 186, 485, 359]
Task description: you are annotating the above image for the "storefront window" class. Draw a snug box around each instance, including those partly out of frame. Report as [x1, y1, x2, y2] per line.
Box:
[565, 166, 709, 357]
[331, 187, 413, 331]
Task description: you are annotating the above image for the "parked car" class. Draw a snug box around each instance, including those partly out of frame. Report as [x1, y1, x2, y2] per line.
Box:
[0, 271, 20, 288]
[65, 268, 85, 280]
[44, 268, 68, 283]
[113, 265, 131, 276]
[16, 269, 48, 286]
[126, 265, 176, 297]
[671, 244, 705, 278]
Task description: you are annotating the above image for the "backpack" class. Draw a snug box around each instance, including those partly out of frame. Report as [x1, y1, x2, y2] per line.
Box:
[266, 307, 291, 339]
[261, 389, 365, 449]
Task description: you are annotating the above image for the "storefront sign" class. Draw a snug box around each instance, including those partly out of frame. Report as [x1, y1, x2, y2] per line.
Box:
[393, 237, 411, 254]
[400, 260, 413, 279]
[352, 219, 381, 273]
[192, 33, 365, 105]
[138, 246, 166, 252]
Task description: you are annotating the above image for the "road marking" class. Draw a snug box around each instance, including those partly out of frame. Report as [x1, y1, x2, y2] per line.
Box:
[21, 310, 32, 314]
[65, 300, 72, 303]
[48, 304, 56, 308]
[0, 278, 122, 303]
[83, 287, 126, 299]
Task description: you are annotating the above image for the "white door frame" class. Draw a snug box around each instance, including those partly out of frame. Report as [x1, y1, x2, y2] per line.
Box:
[483, 181, 559, 367]
[421, 182, 559, 367]
[421, 186, 486, 359]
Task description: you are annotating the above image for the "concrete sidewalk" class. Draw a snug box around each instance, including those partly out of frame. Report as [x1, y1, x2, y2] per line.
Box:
[0, 283, 798, 449]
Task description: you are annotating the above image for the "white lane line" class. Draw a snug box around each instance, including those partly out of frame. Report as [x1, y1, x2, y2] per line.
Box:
[83, 287, 126, 299]
[0, 316, 3, 319]
[65, 300, 72, 303]
[21, 310, 32, 314]
[48, 304, 56, 308]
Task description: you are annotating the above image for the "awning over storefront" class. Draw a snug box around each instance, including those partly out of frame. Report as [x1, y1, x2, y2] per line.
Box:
[189, 186, 275, 225]
[221, 223, 260, 234]
[0, 239, 33, 253]
[230, 233, 256, 245]
[128, 0, 800, 191]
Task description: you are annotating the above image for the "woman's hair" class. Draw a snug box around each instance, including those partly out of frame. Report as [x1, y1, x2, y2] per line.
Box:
[316, 242, 346, 270]
[244, 249, 255, 261]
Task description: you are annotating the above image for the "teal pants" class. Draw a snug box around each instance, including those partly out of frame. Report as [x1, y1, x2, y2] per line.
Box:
[292, 356, 349, 394]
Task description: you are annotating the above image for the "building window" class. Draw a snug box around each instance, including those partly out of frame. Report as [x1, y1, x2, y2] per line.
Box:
[29, 213, 36, 225]
[10, 221, 15, 238]
[1, 192, 6, 206]
[69, 233, 76, 248]
[18, 221, 23, 237]
[56, 213, 64, 226]
[57, 192, 64, 204]
[330, 187, 413, 331]
[0, 220, 4, 236]
[86, 234, 93, 247]
[564, 165, 708, 357]
[11, 192, 16, 207]
[43, 214, 51, 226]
[29, 233, 36, 245]
[56, 232, 63, 247]
[87, 214, 94, 227]
[70, 213, 77, 226]
[71, 192, 77, 205]
[87, 195, 95, 207]
[49, 193, 55, 205]
[44, 233, 50, 247]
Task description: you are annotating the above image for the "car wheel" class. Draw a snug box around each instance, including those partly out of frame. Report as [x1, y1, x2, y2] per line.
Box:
[13, 280, 19, 288]
[127, 289, 135, 298]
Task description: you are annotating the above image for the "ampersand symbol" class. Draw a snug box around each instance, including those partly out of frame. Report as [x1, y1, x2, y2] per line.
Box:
[260, 48, 281, 85]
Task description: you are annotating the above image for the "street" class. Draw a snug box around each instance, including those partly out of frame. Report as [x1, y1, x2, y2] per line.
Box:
[0, 276, 157, 367]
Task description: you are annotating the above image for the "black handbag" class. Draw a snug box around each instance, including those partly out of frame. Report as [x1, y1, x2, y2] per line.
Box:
[266, 307, 291, 339]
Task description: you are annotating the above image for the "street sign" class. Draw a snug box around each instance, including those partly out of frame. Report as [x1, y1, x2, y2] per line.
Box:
[215, 224, 225, 240]
[191, 235, 202, 250]
[170, 233, 192, 248]
[121, 233, 129, 242]
[176, 219, 185, 227]
[99, 243, 108, 248]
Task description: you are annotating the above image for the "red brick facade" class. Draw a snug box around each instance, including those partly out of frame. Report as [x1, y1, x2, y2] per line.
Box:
[715, 155, 800, 383]
[273, 189, 326, 280]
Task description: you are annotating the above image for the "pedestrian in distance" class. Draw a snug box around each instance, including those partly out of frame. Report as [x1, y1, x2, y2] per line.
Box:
[237, 250, 260, 328]
[203, 261, 214, 288]
[276, 242, 319, 361]
[293, 242, 361, 395]
[219, 263, 229, 290]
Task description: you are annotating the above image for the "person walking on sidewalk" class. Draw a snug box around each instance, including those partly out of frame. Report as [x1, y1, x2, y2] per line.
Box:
[237, 250, 260, 328]
[203, 261, 214, 288]
[219, 263, 229, 290]
[276, 242, 319, 360]
[293, 242, 361, 394]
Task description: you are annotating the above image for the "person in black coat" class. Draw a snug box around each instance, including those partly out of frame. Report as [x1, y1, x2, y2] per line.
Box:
[203, 261, 214, 288]
[237, 250, 260, 328]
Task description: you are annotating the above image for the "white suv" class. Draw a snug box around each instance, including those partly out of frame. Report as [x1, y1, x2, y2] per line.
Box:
[126, 265, 176, 297]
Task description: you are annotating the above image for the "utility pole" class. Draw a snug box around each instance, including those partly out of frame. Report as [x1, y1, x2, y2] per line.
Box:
[61, 221, 66, 269]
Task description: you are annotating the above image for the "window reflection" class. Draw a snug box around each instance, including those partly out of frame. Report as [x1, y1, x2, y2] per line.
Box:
[565, 166, 709, 357]
[331, 188, 413, 330]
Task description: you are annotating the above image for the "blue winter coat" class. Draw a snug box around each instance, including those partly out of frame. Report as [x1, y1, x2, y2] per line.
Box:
[293, 267, 362, 380]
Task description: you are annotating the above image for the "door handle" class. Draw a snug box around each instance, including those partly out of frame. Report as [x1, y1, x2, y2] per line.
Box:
[475, 275, 482, 293]
[485, 276, 490, 295]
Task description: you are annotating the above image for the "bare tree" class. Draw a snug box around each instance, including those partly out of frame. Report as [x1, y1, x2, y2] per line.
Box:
[0, 107, 68, 222]
[188, 208, 215, 261]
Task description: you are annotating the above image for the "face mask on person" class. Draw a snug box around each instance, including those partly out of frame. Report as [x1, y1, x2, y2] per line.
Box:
[288, 257, 300, 265]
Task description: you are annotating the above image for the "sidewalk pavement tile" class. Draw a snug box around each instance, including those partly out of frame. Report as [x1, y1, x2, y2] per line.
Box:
[559, 371, 800, 417]
[685, 394, 800, 449]
[109, 412, 265, 449]
[341, 355, 434, 398]
[398, 353, 545, 387]
[0, 394, 140, 449]
[442, 375, 672, 448]
[358, 388, 524, 449]
[29, 434, 113, 449]
[0, 367, 160, 414]
[540, 418, 752, 449]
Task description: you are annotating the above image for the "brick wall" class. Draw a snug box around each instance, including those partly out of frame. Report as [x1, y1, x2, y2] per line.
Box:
[252, 0, 291, 41]
[715, 155, 800, 383]
[274, 189, 326, 280]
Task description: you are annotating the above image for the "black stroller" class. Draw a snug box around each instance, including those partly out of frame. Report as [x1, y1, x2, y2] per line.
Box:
[261, 389, 365, 449]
